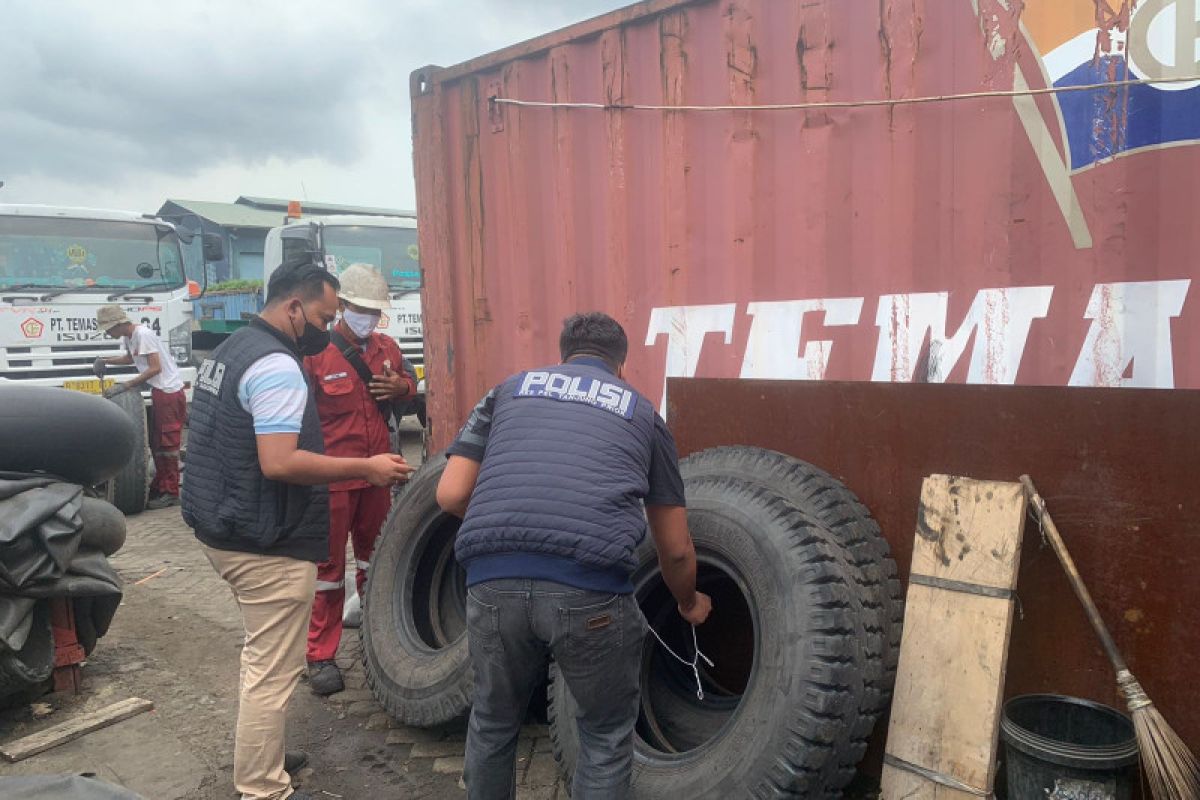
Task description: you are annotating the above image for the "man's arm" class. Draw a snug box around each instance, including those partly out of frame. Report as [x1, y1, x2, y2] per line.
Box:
[646, 505, 711, 625]
[370, 340, 416, 401]
[104, 330, 159, 394]
[122, 350, 162, 390]
[437, 456, 480, 517]
[245, 352, 412, 486]
[645, 414, 711, 625]
[435, 387, 498, 517]
[257, 433, 412, 486]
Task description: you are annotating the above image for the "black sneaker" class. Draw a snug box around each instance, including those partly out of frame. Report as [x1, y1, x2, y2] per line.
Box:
[284, 750, 308, 773]
[146, 494, 180, 510]
[307, 660, 344, 696]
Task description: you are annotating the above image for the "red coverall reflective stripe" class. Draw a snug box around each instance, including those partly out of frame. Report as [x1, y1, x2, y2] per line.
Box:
[303, 332, 413, 663]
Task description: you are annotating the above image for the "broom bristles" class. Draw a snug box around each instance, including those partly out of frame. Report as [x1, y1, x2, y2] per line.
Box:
[1130, 699, 1200, 800]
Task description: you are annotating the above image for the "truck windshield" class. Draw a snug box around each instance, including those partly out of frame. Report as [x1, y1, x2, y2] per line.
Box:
[322, 225, 421, 291]
[0, 217, 185, 290]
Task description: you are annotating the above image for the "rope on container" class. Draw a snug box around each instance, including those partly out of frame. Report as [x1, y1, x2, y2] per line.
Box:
[490, 75, 1200, 112]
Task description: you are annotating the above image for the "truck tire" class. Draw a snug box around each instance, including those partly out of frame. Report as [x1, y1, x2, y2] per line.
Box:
[105, 389, 150, 516]
[548, 477, 863, 798]
[0, 385, 136, 486]
[0, 601, 54, 698]
[679, 447, 904, 790]
[79, 497, 127, 557]
[361, 454, 471, 726]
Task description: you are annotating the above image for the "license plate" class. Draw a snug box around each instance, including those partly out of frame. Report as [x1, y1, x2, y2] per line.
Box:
[63, 378, 115, 395]
[415, 365, 425, 381]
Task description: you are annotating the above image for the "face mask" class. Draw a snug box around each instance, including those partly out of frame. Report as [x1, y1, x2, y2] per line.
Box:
[290, 305, 331, 356]
[342, 308, 380, 339]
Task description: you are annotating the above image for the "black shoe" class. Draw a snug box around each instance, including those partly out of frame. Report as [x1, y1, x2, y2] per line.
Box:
[284, 750, 308, 773]
[307, 660, 344, 696]
[146, 493, 180, 510]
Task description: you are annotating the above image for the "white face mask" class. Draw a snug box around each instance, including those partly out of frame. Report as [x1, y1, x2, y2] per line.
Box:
[342, 308, 380, 339]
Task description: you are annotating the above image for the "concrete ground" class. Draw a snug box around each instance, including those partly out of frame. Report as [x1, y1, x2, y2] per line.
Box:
[0, 422, 565, 799]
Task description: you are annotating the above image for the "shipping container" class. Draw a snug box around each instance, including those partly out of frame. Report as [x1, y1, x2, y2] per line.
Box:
[413, 0, 1199, 442]
[410, 0, 1200, 774]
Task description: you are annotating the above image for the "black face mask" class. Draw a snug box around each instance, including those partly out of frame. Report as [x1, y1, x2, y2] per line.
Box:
[290, 305, 330, 356]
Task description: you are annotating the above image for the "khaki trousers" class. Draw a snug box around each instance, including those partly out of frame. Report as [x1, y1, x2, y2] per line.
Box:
[205, 546, 317, 800]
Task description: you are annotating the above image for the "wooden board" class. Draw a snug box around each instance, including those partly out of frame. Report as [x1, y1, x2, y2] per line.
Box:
[880, 475, 1027, 800]
[1, 697, 154, 762]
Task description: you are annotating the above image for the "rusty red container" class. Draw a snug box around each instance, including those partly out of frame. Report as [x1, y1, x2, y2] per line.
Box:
[413, 0, 1199, 446]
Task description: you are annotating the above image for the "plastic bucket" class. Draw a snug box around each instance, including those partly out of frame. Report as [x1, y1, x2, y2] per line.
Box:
[1000, 694, 1138, 800]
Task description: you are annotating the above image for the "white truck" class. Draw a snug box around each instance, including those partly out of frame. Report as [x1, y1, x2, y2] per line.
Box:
[0, 204, 224, 513]
[264, 215, 426, 424]
[0, 204, 220, 392]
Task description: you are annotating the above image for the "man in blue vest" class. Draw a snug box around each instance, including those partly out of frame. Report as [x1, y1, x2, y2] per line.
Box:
[183, 258, 413, 800]
[437, 312, 712, 800]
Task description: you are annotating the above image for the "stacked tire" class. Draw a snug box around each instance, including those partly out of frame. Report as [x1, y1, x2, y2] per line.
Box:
[360, 446, 902, 798]
[548, 447, 903, 798]
[0, 386, 133, 699]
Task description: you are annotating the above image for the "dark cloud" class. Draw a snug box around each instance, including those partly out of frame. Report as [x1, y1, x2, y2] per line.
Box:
[0, 0, 626, 202]
[2, 2, 381, 183]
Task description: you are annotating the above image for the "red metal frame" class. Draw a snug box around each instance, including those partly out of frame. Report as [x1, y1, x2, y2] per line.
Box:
[49, 598, 84, 694]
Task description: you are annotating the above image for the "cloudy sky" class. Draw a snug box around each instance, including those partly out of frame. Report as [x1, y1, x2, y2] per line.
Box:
[1, 0, 626, 214]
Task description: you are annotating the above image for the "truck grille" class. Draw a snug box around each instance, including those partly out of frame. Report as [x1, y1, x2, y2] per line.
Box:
[1, 342, 137, 380]
[397, 336, 424, 369]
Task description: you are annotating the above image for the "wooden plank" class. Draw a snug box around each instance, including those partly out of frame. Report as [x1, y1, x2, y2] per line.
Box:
[881, 476, 1026, 800]
[1, 697, 154, 763]
[909, 475, 1025, 591]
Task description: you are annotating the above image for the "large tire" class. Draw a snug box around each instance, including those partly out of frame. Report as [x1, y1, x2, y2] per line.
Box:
[0, 385, 136, 485]
[105, 389, 150, 516]
[361, 454, 471, 726]
[79, 497, 127, 556]
[549, 477, 864, 798]
[679, 447, 904, 790]
[0, 601, 54, 698]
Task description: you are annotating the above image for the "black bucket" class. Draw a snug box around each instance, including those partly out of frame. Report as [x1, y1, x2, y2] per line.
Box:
[1000, 694, 1139, 800]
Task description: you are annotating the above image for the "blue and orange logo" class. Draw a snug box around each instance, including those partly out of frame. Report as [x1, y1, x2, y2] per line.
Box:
[1024, 0, 1200, 170]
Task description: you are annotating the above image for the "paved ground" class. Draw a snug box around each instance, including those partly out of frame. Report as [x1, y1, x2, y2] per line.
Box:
[0, 423, 566, 799]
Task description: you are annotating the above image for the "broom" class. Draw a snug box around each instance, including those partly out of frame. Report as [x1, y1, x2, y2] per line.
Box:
[1021, 475, 1200, 800]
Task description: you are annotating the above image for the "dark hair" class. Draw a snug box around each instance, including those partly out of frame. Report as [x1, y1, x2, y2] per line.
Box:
[265, 255, 340, 306]
[559, 312, 628, 368]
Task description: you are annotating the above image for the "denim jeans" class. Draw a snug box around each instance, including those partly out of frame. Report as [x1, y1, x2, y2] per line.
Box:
[463, 578, 647, 800]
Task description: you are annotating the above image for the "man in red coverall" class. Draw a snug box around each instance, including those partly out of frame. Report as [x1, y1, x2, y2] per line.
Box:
[304, 263, 416, 695]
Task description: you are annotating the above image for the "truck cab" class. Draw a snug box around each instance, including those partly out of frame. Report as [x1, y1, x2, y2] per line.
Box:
[0, 205, 213, 398]
[263, 215, 425, 422]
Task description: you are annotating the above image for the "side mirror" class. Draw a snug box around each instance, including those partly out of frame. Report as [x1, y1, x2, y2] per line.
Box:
[202, 233, 225, 262]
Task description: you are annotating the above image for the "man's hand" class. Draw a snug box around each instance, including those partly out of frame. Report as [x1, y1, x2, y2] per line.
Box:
[92, 357, 107, 379]
[369, 366, 412, 401]
[363, 453, 415, 487]
[678, 591, 712, 626]
[103, 383, 128, 399]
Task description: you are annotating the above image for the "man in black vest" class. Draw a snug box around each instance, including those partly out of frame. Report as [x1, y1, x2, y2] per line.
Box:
[183, 258, 413, 800]
[437, 312, 712, 800]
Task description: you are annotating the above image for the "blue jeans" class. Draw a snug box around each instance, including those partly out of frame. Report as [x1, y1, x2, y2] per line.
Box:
[463, 579, 647, 800]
